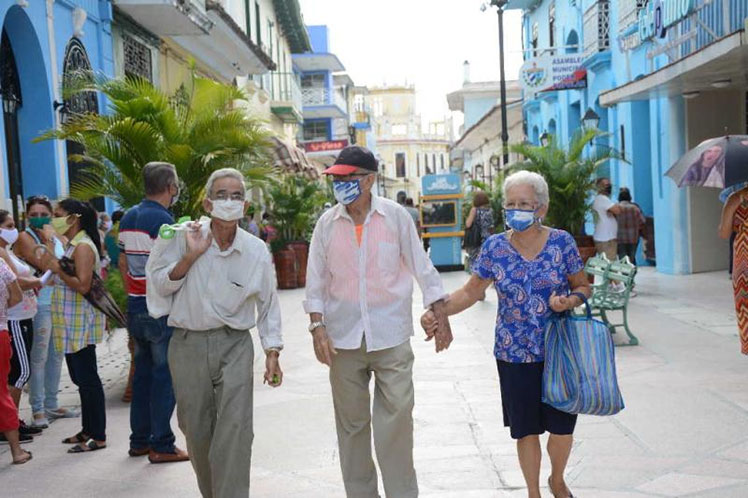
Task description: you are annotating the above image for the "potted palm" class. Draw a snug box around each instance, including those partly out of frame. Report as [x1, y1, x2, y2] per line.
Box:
[268, 175, 328, 288]
[36, 72, 274, 218]
[510, 129, 624, 261]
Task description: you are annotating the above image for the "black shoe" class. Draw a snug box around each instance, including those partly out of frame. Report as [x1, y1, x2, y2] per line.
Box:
[19, 421, 43, 435]
[0, 432, 34, 444]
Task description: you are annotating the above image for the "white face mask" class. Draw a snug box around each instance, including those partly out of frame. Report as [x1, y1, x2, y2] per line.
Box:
[210, 199, 245, 221]
[0, 227, 18, 246]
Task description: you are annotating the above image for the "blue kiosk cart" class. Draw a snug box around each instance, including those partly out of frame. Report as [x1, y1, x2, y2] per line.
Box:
[420, 173, 464, 271]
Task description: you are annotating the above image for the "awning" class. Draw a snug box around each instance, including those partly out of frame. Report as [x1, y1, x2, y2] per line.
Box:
[270, 137, 319, 179]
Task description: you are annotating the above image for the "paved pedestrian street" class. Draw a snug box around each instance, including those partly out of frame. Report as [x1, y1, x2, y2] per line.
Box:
[2, 268, 747, 497]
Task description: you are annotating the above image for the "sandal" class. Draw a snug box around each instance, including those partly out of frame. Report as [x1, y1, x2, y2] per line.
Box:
[548, 476, 574, 498]
[68, 439, 106, 453]
[12, 450, 32, 465]
[62, 432, 88, 444]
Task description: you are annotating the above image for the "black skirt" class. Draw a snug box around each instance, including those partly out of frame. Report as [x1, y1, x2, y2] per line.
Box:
[496, 360, 577, 440]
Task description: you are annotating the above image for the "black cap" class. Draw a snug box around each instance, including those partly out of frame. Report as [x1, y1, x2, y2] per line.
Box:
[323, 145, 378, 175]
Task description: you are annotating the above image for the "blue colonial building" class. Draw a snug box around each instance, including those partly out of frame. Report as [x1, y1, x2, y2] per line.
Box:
[0, 0, 113, 221]
[511, 0, 748, 274]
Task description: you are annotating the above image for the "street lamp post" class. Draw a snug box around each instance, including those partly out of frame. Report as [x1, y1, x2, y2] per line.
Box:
[540, 132, 550, 147]
[486, 0, 510, 167]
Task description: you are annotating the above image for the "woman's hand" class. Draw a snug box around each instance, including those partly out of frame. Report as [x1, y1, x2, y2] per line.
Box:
[549, 292, 574, 313]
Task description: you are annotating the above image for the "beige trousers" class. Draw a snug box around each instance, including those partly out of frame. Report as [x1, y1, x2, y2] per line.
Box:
[595, 239, 618, 260]
[168, 327, 254, 498]
[330, 339, 417, 498]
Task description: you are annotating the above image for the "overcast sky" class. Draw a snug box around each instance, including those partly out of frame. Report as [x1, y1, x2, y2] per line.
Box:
[297, 0, 525, 131]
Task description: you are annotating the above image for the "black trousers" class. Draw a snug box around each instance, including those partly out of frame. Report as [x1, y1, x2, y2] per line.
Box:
[617, 242, 638, 265]
[66, 345, 106, 441]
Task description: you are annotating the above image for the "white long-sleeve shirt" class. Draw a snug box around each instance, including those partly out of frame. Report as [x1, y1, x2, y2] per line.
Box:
[146, 225, 283, 351]
[303, 195, 447, 352]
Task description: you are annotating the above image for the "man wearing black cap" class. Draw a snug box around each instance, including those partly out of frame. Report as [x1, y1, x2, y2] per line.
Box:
[304, 145, 452, 498]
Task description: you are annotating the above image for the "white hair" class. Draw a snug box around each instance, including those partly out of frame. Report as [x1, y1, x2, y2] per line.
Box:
[205, 168, 246, 198]
[502, 170, 550, 207]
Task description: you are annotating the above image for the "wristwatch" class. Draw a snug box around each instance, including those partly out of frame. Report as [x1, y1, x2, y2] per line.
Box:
[308, 321, 325, 333]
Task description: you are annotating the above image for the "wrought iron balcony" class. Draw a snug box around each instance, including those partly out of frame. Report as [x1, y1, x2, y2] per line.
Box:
[254, 72, 303, 123]
[301, 87, 348, 112]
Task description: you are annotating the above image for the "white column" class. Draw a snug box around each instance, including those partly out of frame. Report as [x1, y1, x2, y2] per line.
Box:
[46, 0, 68, 198]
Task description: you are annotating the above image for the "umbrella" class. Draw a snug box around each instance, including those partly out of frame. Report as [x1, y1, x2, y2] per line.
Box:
[34, 245, 127, 327]
[665, 135, 748, 201]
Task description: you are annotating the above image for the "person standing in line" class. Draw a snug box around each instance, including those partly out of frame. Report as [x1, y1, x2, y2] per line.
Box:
[14, 196, 75, 430]
[465, 191, 495, 300]
[147, 168, 283, 498]
[118, 162, 189, 464]
[105, 210, 124, 267]
[616, 187, 646, 265]
[44, 199, 107, 453]
[592, 178, 621, 260]
[0, 210, 42, 442]
[304, 145, 453, 498]
[0, 258, 32, 464]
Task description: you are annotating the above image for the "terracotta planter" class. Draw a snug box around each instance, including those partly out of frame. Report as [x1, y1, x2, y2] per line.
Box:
[574, 235, 596, 283]
[273, 248, 298, 289]
[288, 241, 309, 288]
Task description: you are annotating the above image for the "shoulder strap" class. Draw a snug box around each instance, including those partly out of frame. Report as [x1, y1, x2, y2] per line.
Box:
[25, 228, 42, 245]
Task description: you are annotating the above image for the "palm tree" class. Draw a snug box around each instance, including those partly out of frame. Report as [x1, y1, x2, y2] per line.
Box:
[510, 129, 624, 235]
[267, 175, 328, 252]
[36, 72, 274, 217]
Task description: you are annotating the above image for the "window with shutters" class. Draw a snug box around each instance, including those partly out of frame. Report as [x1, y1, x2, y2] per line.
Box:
[123, 34, 152, 82]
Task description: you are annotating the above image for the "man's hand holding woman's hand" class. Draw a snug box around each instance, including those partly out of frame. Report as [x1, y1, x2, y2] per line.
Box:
[421, 300, 453, 353]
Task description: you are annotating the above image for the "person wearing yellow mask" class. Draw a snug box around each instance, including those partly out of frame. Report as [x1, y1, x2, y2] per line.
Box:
[41, 199, 107, 454]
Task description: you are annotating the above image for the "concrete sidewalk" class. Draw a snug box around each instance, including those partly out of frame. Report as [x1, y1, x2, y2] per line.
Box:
[2, 267, 747, 497]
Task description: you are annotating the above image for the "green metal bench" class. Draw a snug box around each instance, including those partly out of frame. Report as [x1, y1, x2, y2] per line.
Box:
[579, 254, 639, 346]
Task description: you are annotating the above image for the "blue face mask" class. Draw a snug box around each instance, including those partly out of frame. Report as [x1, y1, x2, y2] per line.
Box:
[332, 180, 362, 205]
[505, 209, 537, 232]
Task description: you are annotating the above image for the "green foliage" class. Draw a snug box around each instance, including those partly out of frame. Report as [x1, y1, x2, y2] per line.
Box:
[36, 72, 274, 218]
[267, 175, 328, 251]
[104, 269, 127, 331]
[509, 129, 624, 235]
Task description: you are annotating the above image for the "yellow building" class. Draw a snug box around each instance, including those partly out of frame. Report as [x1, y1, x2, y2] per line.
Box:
[368, 85, 452, 202]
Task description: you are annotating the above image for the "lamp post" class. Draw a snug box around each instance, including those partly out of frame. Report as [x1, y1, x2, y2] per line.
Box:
[475, 164, 485, 184]
[582, 108, 600, 131]
[484, 0, 510, 167]
[540, 132, 550, 147]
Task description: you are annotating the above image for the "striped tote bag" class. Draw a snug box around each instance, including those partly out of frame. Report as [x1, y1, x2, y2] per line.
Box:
[542, 294, 625, 416]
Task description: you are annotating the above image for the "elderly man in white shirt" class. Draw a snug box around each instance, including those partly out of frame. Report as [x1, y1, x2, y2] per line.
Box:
[146, 168, 282, 498]
[305, 145, 453, 498]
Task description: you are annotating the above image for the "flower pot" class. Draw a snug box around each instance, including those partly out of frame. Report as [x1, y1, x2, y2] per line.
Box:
[273, 248, 298, 289]
[288, 241, 309, 288]
[574, 235, 596, 283]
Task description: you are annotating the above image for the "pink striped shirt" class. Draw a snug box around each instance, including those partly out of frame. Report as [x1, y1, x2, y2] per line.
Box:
[304, 196, 447, 352]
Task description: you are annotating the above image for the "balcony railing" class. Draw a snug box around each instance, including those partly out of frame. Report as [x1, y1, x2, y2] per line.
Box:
[583, 0, 611, 59]
[301, 87, 348, 111]
[676, 0, 748, 60]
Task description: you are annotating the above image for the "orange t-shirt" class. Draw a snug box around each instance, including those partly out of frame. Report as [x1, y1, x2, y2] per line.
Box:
[355, 225, 363, 246]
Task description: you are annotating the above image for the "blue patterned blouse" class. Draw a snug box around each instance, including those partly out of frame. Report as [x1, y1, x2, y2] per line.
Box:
[472, 229, 584, 363]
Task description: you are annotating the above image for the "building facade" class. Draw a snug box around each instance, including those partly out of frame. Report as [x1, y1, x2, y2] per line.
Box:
[511, 0, 748, 274]
[369, 85, 452, 202]
[448, 62, 524, 185]
[0, 0, 114, 223]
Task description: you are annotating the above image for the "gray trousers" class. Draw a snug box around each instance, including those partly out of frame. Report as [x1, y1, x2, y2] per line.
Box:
[330, 339, 417, 498]
[168, 327, 254, 498]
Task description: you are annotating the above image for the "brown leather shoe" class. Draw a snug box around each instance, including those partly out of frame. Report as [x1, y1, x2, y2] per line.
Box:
[148, 447, 189, 464]
[128, 446, 150, 457]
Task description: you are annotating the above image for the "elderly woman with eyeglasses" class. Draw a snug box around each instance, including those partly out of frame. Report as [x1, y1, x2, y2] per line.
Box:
[422, 170, 590, 498]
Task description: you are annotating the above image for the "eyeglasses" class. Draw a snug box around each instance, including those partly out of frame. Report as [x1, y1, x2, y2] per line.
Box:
[503, 201, 537, 211]
[213, 191, 245, 201]
[334, 173, 372, 182]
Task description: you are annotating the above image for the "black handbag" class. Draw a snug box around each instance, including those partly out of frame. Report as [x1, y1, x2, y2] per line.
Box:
[463, 222, 481, 248]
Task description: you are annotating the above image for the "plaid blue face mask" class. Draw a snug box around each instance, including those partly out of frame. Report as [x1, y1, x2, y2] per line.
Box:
[332, 180, 362, 205]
